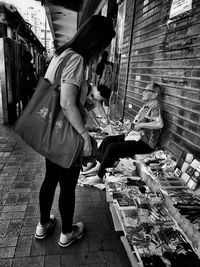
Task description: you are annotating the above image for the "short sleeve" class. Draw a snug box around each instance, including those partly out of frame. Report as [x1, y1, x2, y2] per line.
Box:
[151, 103, 161, 118]
[61, 53, 84, 87]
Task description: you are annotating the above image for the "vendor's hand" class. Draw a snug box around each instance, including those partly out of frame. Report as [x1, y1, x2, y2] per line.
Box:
[134, 123, 143, 131]
[81, 132, 92, 156]
[91, 85, 102, 100]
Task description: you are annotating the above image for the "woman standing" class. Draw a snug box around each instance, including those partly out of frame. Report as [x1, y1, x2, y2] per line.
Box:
[34, 15, 115, 248]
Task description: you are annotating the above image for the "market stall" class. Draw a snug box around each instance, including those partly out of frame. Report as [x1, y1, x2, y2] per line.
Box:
[79, 120, 200, 267]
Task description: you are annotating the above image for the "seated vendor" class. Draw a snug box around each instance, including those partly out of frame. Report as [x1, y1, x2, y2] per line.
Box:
[85, 83, 109, 124]
[82, 82, 164, 184]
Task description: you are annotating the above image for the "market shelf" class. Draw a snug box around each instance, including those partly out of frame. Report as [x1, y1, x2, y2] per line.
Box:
[135, 154, 200, 258]
[109, 202, 143, 267]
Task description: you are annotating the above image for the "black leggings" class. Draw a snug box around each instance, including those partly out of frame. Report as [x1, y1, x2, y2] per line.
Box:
[39, 158, 80, 234]
[98, 135, 153, 178]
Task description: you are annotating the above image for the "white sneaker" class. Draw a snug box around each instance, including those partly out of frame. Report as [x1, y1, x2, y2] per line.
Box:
[58, 222, 85, 248]
[81, 161, 100, 176]
[35, 215, 56, 239]
[82, 175, 103, 186]
[81, 162, 94, 173]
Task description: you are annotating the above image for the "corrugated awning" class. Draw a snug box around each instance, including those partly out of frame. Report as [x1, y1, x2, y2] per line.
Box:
[35, 0, 106, 48]
[45, 4, 77, 48]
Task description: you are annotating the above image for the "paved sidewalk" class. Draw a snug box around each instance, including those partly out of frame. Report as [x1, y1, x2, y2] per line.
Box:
[0, 111, 131, 266]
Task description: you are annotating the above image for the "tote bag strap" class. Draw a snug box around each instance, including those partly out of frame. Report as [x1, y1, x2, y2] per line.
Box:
[52, 49, 78, 90]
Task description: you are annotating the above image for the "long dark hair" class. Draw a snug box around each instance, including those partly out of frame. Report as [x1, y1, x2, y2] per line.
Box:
[55, 15, 115, 64]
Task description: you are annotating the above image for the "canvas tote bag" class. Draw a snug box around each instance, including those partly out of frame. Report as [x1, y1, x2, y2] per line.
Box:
[14, 50, 84, 168]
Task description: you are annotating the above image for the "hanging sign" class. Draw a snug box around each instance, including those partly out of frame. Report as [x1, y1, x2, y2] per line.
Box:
[169, 0, 193, 19]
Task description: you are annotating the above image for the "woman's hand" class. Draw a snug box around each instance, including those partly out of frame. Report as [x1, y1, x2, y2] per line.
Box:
[81, 132, 92, 156]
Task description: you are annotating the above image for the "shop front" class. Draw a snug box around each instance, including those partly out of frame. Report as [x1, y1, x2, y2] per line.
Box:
[116, 0, 200, 160]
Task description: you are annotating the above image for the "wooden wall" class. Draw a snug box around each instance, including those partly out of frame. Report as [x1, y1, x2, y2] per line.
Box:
[117, 0, 200, 159]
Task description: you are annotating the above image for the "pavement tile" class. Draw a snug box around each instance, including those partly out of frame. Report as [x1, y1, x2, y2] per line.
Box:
[0, 258, 13, 267]
[104, 250, 122, 263]
[30, 238, 46, 256]
[5, 162, 20, 166]
[60, 253, 76, 267]
[101, 238, 125, 251]
[12, 256, 45, 267]
[72, 234, 89, 252]
[95, 215, 113, 230]
[86, 230, 102, 252]
[99, 229, 117, 241]
[24, 204, 39, 218]
[28, 192, 40, 204]
[115, 251, 132, 267]
[15, 235, 32, 257]
[46, 238, 70, 255]
[9, 188, 31, 194]
[14, 175, 25, 183]
[106, 262, 124, 267]
[0, 247, 16, 258]
[81, 203, 96, 216]
[34, 173, 44, 179]
[75, 195, 92, 203]
[31, 181, 43, 191]
[0, 164, 4, 170]
[5, 193, 19, 205]
[44, 255, 60, 267]
[0, 211, 25, 220]
[20, 226, 36, 236]
[22, 217, 38, 227]
[17, 193, 30, 204]
[75, 251, 105, 265]
[11, 182, 32, 189]
[0, 221, 10, 237]
[76, 264, 107, 267]
[0, 169, 10, 176]
[2, 205, 27, 213]
[75, 214, 97, 224]
[0, 236, 18, 248]
[90, 190, 103, 202]
[6, 220, 23, 237]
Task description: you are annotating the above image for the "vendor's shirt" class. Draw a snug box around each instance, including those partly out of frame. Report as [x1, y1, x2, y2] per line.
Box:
[124, 130, 141, 141]
[138, 100, 162, 149]
[96, 61, 112, 89]
[44, 48, 87, 105]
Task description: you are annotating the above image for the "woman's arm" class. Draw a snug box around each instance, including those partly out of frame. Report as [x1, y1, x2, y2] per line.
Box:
[93, 99, 108, 121]
[133, 107, 144, 124]
[134, 115, 164, 131]
[60, 83, 92, 156]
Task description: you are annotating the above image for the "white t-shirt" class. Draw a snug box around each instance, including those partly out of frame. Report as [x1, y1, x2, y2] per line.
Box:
[44, 48, 87, 104]
[125, 130, 141, 141]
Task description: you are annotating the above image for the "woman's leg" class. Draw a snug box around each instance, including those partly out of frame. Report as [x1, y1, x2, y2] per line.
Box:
[39, 158, 59, 225]
[98, 134, 125, 155]
[98, 140, 152, 178]
[82, 135, 125, 175]
[58, 165, 80, 234]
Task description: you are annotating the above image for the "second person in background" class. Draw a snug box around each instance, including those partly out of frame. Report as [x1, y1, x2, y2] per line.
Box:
[96, 50, 113, 116]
